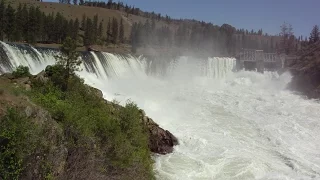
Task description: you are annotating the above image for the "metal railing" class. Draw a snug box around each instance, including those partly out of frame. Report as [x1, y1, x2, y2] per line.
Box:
[239, 49, 279, 62]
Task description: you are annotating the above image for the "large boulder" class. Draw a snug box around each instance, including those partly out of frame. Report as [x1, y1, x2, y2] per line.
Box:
[33, 70, 49, 83]
[85, 85, 104, 99]
[142, 114, 178, 154]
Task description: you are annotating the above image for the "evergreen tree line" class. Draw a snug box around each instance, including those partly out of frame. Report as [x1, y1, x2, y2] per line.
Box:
[0, 1, 79, 44]
[309, 25, 320, 44]
[105, 16, 125, 44]
[60, 0, 168, 22]
[81, 14, 103, 46]
[0, 1, 126, 46]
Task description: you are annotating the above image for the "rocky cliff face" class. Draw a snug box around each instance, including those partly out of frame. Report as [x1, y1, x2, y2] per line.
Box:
[287, 41, 320, 99]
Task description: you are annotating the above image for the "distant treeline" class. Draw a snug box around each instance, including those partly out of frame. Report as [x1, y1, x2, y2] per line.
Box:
[0, 0, 125, 46]
[0, 1, 80, 44]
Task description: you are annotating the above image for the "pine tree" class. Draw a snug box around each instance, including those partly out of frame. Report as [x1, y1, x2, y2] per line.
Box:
[93, 14, 98, 43]
[81, 14, 86, 30]
[84, 18, 93, 45]
[27, 6, 44, 43]
[73, 0, 78, 5]
[112, 17, 118, 44]
[21, 4, 28, 41]
[107, 0, 113, 9]
[67, 19, 74, 39]
[14, 4, 24, 41]
[73, 18, 79, 40]
[44, 12, 55, 42]
[5, 4, 15, 41]
[119, 18, 124, 43]
[35, 7, 43, 41]
[0, 0, 6, 40]
[106, 18, 111, 44]
[131, 22, 137, 53]
[279, 22, 294, 55]
[309, 25, 319, 44]
[125, 4, 129, 13]
[56, 37, 81, 91]
[98, 21, 103, 43]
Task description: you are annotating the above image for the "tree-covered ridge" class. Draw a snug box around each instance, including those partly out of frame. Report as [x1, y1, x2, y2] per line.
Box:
[0, 0, 126, 46]
[2, 0, 312, 56]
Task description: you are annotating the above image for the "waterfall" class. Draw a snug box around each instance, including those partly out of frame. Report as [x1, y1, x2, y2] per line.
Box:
[0, 41, 236, 80]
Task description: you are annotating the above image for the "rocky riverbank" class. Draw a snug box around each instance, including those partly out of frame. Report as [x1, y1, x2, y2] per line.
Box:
[0, 67, 178, 180]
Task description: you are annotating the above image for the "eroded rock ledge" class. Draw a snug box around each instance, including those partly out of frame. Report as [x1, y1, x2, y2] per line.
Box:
[140, 110, 178, 154]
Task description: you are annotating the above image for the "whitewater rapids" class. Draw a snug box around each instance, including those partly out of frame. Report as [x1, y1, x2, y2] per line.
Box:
[0, 42, 320, 180]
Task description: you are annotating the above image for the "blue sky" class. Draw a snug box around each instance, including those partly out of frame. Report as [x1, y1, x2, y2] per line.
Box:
[44, 0, 319, 37]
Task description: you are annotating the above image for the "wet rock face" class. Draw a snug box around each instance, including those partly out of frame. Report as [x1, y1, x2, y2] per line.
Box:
[288, 71, 320, 99]
[141, 113, 178, 155]
[33, 70, 49, 84]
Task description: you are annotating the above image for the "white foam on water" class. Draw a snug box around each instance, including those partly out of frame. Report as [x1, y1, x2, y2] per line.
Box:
[91, 57, 320, 180]
[1, 42, 320, 180]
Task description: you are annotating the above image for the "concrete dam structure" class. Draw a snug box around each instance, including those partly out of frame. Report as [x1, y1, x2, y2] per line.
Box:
[236, 49, 285, 73]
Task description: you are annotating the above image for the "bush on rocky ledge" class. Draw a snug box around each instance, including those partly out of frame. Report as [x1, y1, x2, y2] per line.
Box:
[0, 66, 155, 180]
[0, 65, 178, 179]
[12, 66, 31, 78]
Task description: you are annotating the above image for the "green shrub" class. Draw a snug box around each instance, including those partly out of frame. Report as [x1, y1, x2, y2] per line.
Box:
[45, 65, 68, 91]
[28, 72, 154, 179]
[12, 65, 31, 78]
[0, 108, 36, 180]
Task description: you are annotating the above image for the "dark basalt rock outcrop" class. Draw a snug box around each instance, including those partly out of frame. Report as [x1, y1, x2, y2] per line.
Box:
[140, 110, 178, 154]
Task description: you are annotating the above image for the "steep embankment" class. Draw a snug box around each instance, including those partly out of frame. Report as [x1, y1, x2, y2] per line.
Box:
[287, 41, 320, 99]
[0, 66, 177, 180]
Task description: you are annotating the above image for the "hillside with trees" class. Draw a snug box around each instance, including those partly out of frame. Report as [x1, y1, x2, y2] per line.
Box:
[1, 0, 307, 57]
[287, 25, 320, 99]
